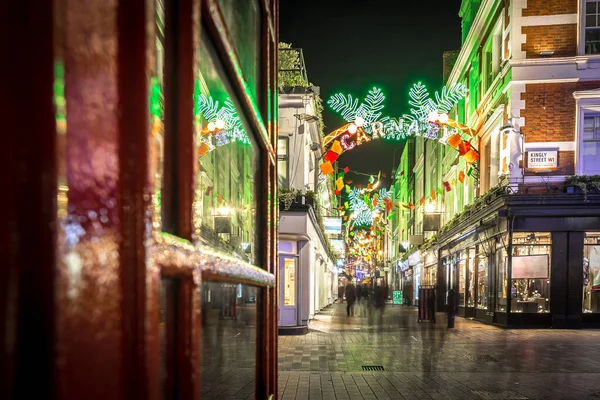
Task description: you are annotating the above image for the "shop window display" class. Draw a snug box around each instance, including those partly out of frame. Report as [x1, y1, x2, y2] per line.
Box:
[467, 248, 475, 307]
[192, 34, 258, 263]
[458, 252, 466, 306]
[477, 255, 488, 309]
[511, 232, 551, 313]
[496, 246, 507, 312]
[583, 232, 600, 313]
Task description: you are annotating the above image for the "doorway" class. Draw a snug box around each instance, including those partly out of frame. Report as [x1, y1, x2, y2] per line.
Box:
[279, 255, 298, 326]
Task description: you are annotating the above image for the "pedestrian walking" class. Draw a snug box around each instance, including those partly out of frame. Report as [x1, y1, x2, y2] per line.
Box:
[374, 285, 385, 327]
[447, 288, 456, 328]
[356, 284, 362, 303]
[345, 281, 356, 316]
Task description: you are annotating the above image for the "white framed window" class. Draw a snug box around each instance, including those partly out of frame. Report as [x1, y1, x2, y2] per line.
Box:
[585, 0, 600, 54]
[277, 136, 289, 187]
[574, 89, 600, 174]
[582, 114, 600, 173]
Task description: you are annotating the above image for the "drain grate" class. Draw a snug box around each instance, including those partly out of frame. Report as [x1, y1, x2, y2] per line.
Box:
[472, 390, 530, 399]
[362, 365, 384, 371]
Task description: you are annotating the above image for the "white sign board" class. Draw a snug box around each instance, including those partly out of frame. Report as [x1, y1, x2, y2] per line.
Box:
[528, 151, 557, 169]
[510, 255, 549, 279]
[323, 217, 342, 235]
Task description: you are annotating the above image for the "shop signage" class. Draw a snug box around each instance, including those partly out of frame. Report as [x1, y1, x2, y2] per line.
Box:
[323, 217, 342, 234]
[330, 239, 345, 255]
[393, 290, 403, 305]
[527, 151, 557, 169]
[511, 254, 549, 279]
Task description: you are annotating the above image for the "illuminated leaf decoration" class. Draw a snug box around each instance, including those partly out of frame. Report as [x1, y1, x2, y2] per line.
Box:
[328, 93, 359, 122]
[435, 83, 468, 114]
[356, 88, 389, 132]
[348, 188, 373, 227]
[404, 82, 436, 123]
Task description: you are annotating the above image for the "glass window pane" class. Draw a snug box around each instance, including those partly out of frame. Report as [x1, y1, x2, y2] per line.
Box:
[201, 281, 257, 399]
[458, 252, 466, 306]
[194, 34, 257, 262]
[587, 15, 597, 27]
[511, 232, 551, 313]
[151, 0, 166, 230]
[584, 232, 600, 313]
[586, 1, 597, 15]
[477, 254, 488, 309]
[159, 278, 179, 400]
[496, 246, 507, 312]
[216, 0, 261, 103]
[277, 160, 288, 187]
[584, 116, 595, 128]
[467, 249, 475, 307]
[277, 137, 288, 157]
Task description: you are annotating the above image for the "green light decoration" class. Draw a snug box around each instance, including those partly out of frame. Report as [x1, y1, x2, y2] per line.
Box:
[328, 87, 388, 135]
[324, 82, 468, 147]
[347, 187, 392, 228]
[198, 94, 250, 147]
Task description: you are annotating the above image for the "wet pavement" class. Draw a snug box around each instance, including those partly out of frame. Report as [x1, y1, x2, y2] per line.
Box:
[278, 301, 600, 399]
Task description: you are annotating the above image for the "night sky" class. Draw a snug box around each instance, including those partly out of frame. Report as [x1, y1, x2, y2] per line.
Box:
[279, 0, 463, 186]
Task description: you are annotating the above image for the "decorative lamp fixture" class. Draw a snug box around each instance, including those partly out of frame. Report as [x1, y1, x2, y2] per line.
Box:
[348, 123, 358, 134]
[438, 113, 449, 124]
[355, 116, 365, 127]
[207, 121, 216, 132]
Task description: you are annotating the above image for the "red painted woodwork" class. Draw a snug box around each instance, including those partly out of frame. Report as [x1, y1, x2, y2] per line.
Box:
[3, 0, 278, 399]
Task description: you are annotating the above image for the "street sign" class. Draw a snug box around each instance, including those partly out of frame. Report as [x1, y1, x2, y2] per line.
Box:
[527, 151, 557, 169]
[393, 290, 403, 305]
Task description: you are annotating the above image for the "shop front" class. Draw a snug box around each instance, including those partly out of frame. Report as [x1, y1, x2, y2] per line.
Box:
[435, 193, 600, 328]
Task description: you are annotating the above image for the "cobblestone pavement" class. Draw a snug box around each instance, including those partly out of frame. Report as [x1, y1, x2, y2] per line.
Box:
[278, 302, 600, 400]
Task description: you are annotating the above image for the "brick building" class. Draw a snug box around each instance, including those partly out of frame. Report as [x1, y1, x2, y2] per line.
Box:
[401, 0, 600, 328]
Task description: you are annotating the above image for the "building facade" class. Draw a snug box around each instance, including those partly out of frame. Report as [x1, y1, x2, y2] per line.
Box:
[400, 0, 600, 328]
[277, 50, 338, 333]
[4, 0, 279, 398]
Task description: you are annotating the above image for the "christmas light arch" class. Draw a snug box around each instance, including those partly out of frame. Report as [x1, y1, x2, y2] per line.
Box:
[319, 83, 480, 176]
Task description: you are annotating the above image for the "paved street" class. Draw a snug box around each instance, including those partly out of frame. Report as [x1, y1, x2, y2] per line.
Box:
[278, 302, 600, 400]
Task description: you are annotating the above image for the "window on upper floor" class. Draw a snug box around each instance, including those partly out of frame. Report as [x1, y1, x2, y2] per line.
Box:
[482, 20, 503, 96]
[278, 137, 289, 187]
[582, 114, 600, 174]
[468, 62, 479, 118]
[585, 0, 600, 54]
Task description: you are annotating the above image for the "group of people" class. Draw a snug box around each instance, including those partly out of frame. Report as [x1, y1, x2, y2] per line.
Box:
[343, 281, 388, 317]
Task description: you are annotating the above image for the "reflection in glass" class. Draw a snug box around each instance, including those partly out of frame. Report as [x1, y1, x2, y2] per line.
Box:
[201, 281, 257, 399]
[511, 232, 551, 313]
[216, 0, 260, 102]
[159, 278, 179, 400]
[584, 232, 600, 313]
[193, 34, 257, 263]
[151, 0, 166, 230]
